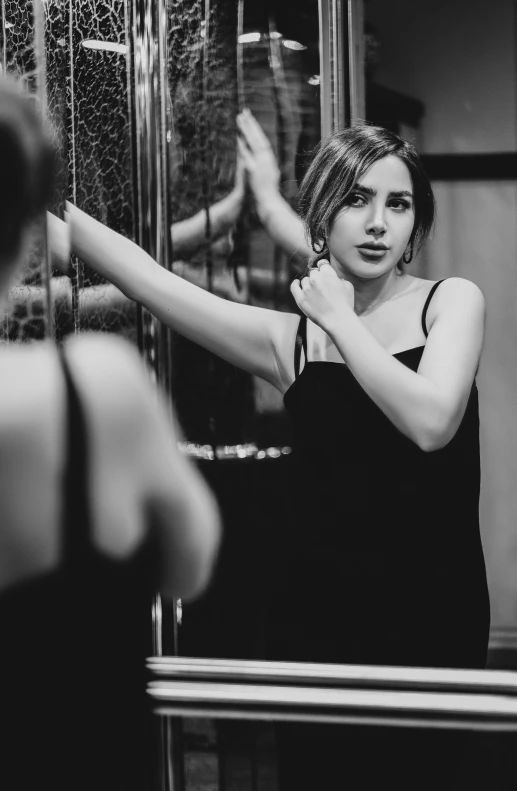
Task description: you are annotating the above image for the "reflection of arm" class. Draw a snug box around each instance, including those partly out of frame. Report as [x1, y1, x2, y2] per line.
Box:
[171, 172, 244, 255]
[252, 187, 313, 262]
[66, 202, 293, 388]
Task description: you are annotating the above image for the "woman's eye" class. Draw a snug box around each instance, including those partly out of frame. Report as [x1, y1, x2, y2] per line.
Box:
[347, 193, 366, 207]
[389, 199, 411, 211]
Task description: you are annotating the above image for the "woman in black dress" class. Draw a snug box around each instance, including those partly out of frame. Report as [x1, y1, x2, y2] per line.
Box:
[56, 115, 490, 787]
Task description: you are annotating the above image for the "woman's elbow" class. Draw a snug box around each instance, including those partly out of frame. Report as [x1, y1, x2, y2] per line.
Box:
[415, 418, 457, 453]
[160, 492, 222, 602]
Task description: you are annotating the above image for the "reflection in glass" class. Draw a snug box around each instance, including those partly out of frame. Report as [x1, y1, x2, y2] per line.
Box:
[0, 0, 50, 344]
[165, 0, 324, 663]
[167, 0, 322, 449]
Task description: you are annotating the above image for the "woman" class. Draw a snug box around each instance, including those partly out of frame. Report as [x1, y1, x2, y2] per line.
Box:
[58, 114, 489, 786]
[0, 79, 220, 790]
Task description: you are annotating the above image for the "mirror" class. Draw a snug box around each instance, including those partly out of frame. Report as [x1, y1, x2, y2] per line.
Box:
[16, 0, 515, 672]
[170, 0, 517, 674]
[166, 0, 326, 661]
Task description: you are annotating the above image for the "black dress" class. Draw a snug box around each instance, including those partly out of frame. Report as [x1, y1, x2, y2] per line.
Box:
[267, 280, 490, 789]
[0, 350, 159, 791]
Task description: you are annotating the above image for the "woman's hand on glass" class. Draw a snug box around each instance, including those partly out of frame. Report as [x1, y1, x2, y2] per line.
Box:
[237, 108, 281, 201]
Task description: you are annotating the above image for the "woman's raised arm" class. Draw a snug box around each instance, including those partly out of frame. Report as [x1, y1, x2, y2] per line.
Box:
[66, 201, 296, 389]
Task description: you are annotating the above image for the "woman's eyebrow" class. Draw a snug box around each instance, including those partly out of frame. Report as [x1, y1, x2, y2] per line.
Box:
[354, 183, 414, 200]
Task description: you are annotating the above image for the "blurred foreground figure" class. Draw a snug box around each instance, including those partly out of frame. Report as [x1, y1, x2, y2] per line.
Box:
[0, 79, 220, 791]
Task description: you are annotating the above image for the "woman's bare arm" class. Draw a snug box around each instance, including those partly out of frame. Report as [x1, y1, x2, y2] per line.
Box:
[66, 201, 295, 388]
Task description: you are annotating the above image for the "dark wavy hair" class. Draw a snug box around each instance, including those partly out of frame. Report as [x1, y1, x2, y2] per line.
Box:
[0, 78, 55, 263]
[296, 122, 436, 271]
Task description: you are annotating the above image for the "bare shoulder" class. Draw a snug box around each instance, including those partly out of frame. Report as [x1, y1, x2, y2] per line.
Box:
[0, 342, 61, 436]
[63, 332, 152, 419]
[426, 277, 485, 329]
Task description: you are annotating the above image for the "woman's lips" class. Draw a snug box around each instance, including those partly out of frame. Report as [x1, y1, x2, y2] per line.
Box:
[356, 246, 388, 260]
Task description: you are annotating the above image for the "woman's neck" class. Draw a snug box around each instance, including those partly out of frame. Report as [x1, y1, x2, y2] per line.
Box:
[335, 265, 409, 316]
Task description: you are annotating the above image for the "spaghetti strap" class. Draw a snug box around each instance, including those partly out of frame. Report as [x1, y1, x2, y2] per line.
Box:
[59, 347, 92, 562]
[421, 280, 446, 337]
[294, 315, 308, 378]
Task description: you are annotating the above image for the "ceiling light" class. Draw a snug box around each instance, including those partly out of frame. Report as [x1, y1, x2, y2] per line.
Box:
[238, 32, 262, 44]
[81, 40, 127, 54]
[282, 40, 306, 51]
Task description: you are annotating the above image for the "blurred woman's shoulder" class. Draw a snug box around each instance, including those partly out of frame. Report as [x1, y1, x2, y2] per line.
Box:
[0, 334, 155, 586]
[0, 333, 147, 430]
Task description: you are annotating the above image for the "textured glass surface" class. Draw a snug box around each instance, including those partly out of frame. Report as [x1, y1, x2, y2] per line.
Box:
[60, 0, 137, 343]
[1, 0, 137, 346]
[0, 0, 49, 344]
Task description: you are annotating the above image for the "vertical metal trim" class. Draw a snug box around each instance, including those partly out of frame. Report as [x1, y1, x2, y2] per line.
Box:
[201, 0, 213, 293]
[236, 0, 244, 111]
[132, 0, 171, 382]
[1, 0, 6, 74]
[318, 0, 348, 136]
[68, 0, 80, 335]
[132, 0, 178, 648]
[152, 592, 163, 656]
[33, 0, 54, 341]
[68, 0, 76, 205]
[347, 0, 365, 123]
[318, 0, 332, 138]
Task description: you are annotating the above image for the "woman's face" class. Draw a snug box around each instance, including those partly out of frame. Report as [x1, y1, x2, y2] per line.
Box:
[327, 154, 415, 279]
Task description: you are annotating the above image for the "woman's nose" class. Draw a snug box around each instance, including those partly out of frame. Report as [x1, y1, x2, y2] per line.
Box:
[365, 207, 387, 236]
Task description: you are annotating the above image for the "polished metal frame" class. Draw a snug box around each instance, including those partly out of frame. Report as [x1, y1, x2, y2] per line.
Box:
[318, 0, 346, 136]
[132, 0, 173, 388]
[318, 0, 365, 135]
[148, 657, 517, 731]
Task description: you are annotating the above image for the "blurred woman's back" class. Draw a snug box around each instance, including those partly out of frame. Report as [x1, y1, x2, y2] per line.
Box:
[0, 79, 220, 790]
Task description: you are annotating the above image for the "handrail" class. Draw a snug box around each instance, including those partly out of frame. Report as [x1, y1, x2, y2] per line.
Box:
[148, 679, 517, 730]
[147, 658, 517, 730]
[147, 656, 517, 696]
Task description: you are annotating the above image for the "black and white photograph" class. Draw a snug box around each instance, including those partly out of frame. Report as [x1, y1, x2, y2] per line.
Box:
[1, 1, 517, 789]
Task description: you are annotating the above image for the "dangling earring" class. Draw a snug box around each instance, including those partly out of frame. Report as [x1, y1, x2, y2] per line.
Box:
[402, 241, 414, 264]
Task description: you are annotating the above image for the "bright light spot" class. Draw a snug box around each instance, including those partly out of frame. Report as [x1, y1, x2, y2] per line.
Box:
[81, 40, 128, 54]
[4, 22, 14, 29]
[238, 32, 262, 44]
[269, 31, 282, 40]
[283, 39, 306, 51]
[308, 75, 320, 85]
